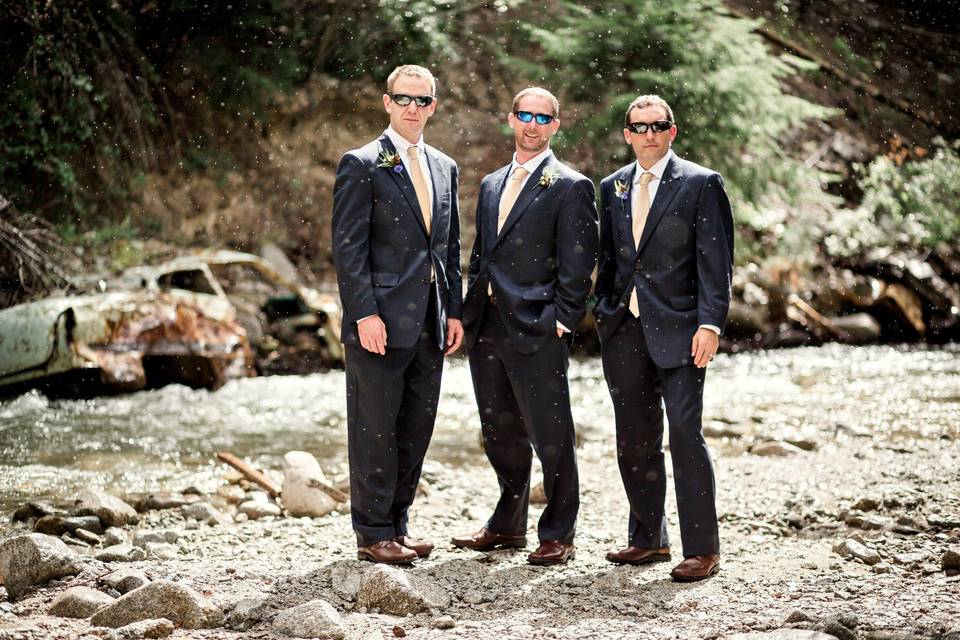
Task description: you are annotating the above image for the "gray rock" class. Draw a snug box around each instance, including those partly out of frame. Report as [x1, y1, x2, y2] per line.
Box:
[843, 512, 887, 530]
[34, 515, 105, 536]
[74, 490, 139, 528]
[833, 539, 881, 565]
[12, 501, 63, 522]
[144, 543, 179, 561]
[216, 484, 247, 505]
[892, 552, 925, 565]
[133, 493, 188, 512]
[431, 615, 456, 629]
[724, 631, 839, 639]
[871, 562, 894, 574]
[132, 530, 180, 547]
[272, 599, 345, 639]
[892, 515, 930, 534]
[96, 544, 148, 563]
[224, 595, 270, 631]
[104, 528, 129, 547]
[820, 619, 856, 640]
[90, 580, 224, 629]
[942, 548, 960, 572]
[49, 586, 116, 618]
[238, 500, 282, 520]
[784, 610, 815, 624]
[356, 565, 450, 615]
[0, 533, 85, 599]
[281, 451, 339, 518]
[330, 564, 362, 601]
[851, 497, 881, 512]
[181, 502, 232, 526]
[75, 529, 105, 546]
[115, 617, 175, 639]
[100, 568, 151, 594]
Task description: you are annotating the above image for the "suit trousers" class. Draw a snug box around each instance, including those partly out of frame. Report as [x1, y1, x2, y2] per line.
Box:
[467, 303, 579, 543]
[600, 312, 720, 556]
[345, 295, 442, 547]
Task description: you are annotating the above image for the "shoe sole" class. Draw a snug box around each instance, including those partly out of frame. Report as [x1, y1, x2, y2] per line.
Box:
[606, 552, 672, 565]
[451, 539, 527, 552]
[356, 552, 416, 565]
[671, 564, 720, 582]
[527, 550, 576, 566]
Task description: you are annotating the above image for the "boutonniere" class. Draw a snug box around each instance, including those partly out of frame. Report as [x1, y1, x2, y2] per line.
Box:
[377, 150, 404, 173]
[614, 179, 630, 207]
[538, 167, 560, 188]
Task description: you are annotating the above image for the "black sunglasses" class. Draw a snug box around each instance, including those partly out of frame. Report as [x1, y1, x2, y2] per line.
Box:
[514, 111, 556, 125]
[390, 94, 435, 108]
[627, 120, 673, 134]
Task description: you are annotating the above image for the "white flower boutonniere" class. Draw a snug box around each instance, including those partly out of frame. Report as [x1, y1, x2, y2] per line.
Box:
[538, 168, 560, 188]
[377, 150, 404, 173]
[614, 179, 630, 208]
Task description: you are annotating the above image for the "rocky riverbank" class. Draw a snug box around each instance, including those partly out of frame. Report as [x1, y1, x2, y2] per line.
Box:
[1, 346, 959, 639]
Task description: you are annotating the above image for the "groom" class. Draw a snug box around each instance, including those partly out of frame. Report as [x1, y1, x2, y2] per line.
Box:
[332, 64, 462, 564]
[454, 87, 598, 565]
[595, 94, 733, 581]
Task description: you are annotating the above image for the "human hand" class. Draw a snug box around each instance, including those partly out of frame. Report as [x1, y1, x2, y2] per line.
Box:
[691, 327, 719, 368]
[358, 315, 387, 355]
[445, 319, 464, 355]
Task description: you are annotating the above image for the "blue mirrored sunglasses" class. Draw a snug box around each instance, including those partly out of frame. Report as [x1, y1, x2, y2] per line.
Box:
[514, 110, 555, 125]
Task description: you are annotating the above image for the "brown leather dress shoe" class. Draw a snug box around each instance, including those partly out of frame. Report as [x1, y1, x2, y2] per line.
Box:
[394, 535, 434, 558]
[670, 554, 720, 582]
[605, 546, 671, 565]
[451, 527, 527, 551]
[357, 539, 417, 564]
[527, 540, 575, 566]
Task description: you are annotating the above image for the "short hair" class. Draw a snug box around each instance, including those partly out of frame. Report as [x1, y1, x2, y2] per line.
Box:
[512, 87, 560, 118]
[386, 65, 436, 95]
[624, 94, 675, 127]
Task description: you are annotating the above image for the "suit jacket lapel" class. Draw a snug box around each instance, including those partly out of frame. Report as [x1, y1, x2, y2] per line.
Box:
[425, 146, 447, 234]
[615, 164, 637, 252]
[483, 165, 511, 254]
[379, 135, 429, 238]
[493, 152, 553, 249]
[636, 156, 683, 257]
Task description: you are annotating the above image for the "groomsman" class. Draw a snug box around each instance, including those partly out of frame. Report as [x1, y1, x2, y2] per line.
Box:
[453, 87, 598, 566]
[595, 94, 733, 581]
[332, 65, 463, 564]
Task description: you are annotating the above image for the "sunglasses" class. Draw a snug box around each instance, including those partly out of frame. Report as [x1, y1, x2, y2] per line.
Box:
[390, 94, 435, 108]
[514, 111, 556, 125]
[626, 120, 673, 134]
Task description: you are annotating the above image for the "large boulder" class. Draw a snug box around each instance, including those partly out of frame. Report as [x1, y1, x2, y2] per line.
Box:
[356, 565, 450, 615]
[90, 580, 224, 629]
[281, 451, 339, 518]
[74, 489, 139, 527]
[272, 599, 345, 639]
[0, 534, 85, 599]
[49, 586, 115, 618]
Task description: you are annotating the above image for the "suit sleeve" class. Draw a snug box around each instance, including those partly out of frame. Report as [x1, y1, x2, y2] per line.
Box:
[554, 177, 600, 330]
[445, 162, 463, 319]
[466, 182, 485, 291]
[331, 153, 379, 323]
[594, 179, 616, 306]
[695, 172, 734, 331]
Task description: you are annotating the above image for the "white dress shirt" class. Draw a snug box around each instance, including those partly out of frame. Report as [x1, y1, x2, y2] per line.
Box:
[634, 150, 720, 336]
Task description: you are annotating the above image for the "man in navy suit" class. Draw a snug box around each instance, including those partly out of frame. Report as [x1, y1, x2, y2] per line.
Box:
[595, 94, 733, 581]
[332, 65, 462, 564]
[452, 87, 598, 566]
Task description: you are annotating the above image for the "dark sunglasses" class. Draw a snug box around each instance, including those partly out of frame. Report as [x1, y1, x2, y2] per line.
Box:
[514, 111, 556, 125]
[390, 94, 435, 108]
[626, 120, 673, 134]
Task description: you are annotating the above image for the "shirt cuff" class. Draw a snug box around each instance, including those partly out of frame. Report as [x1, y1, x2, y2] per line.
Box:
[700, 324, 721, 335]
[357, 314, 376, 324]
[557, 321, 571, 333]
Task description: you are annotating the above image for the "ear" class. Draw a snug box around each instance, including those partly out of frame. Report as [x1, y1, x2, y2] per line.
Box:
[507, 112, 517, 130]
[382, 94, 391, 112]
[549, 119, 560, 135]
[623, 129, 632, 145]
[669, 125, 678, 143]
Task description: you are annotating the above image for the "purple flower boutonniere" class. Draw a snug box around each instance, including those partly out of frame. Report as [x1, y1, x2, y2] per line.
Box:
[378, 150, 403, 173]
[614, 179, 630, 207]
[538, 168, 560, 188]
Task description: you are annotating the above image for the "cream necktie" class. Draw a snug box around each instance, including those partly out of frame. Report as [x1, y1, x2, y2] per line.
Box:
[407, 146, 431, 235]
[629, 171, 655, 318]
[497, 166, 529, 234]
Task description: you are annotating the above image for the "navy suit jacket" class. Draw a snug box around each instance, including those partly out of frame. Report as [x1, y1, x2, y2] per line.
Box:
[595, 155, 734, 368]
[332, 134, 461, 350]
[462, 151, 599, 355]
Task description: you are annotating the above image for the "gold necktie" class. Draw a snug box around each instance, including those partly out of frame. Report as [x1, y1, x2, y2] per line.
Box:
[407, 146, 431, 235]
[629, 171, 655, 318]
[497, 166, 529, 234]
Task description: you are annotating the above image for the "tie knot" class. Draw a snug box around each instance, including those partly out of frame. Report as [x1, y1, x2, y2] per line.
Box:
[638, 171, 654, 186]
[511, 167, 529, 181]
[407, 146, 419, 160]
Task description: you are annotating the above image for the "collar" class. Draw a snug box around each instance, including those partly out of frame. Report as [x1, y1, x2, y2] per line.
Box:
[634, 149, 673, 184]
[510, 147, 553, 176]
[384, 126, 425, 157]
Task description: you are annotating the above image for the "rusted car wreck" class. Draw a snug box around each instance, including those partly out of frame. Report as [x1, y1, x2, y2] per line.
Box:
[0, 251, 342, 398]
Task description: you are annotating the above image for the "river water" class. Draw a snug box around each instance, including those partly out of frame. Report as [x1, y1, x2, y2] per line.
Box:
[1, 344, 958, 512]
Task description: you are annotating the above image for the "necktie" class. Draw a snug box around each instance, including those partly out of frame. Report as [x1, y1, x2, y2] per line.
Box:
[407, 146, 431, 235]
[497, 166, 529, 234]
[629, 171, 655, 318]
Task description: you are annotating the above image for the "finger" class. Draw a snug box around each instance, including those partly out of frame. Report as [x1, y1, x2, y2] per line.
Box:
[690, 334, 700, 357]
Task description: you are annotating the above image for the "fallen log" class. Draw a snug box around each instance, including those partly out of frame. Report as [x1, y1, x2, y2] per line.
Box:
[216, 451, 281, 498]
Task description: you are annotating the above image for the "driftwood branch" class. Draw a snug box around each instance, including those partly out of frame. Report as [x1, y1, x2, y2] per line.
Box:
[216, 451, 281, 498]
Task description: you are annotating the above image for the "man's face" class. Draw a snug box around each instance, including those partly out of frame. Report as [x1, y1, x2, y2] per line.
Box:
[383, 76, 436, 143]
[507, 94, 560, 157]
[623, 105, 677, 169]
